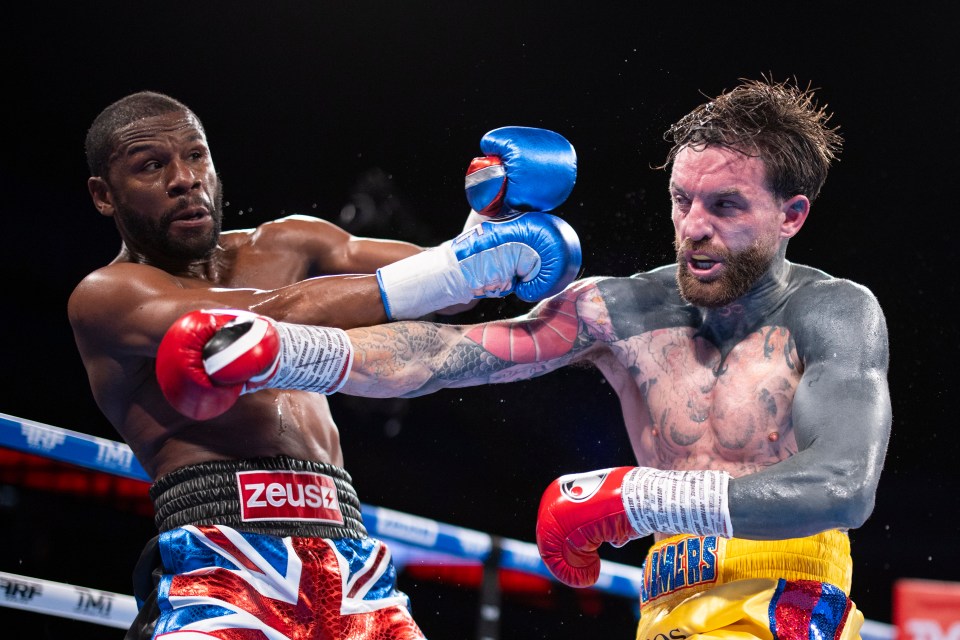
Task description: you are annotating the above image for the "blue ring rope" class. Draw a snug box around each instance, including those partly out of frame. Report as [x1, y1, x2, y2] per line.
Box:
[0, 411, 643, 599]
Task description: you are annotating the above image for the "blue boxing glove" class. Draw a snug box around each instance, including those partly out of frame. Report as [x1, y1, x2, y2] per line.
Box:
[377, 212, 582, 320]
[464, 126, 577, 221]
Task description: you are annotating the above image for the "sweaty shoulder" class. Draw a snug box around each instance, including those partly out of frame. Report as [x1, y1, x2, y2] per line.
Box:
[782, 263, 889, 367]
[221, 214, 352, 280]
[590, 265, 701, 339]
[67, 261, 210, 360]
[69, 263, 181, 324]
[236, 214, 345, 252]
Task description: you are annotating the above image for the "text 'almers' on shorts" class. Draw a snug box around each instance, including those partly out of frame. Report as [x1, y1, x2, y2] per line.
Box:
[635, 531, 863, 640]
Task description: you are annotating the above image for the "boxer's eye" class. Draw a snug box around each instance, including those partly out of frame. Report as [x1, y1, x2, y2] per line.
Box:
[672, 194, 691, 212]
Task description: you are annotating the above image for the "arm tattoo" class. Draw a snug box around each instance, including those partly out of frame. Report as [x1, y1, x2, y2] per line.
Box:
[347, 281, 610, 394]
[434, 343, 513, 382]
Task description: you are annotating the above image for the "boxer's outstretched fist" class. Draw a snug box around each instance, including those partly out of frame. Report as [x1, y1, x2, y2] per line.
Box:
[156, 310, 279, 421]
[157, 309, 354, 420]
[535, 467, 643, 588]
[465, 126, 577, 218]
[377, 211, 582, 320]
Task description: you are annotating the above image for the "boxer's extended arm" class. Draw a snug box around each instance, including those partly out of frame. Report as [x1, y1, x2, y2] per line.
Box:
[153, 277, 606, 419]
[72, 215, 420, 354]
[72, 209, 582, 367]
[68, 262, 397, 359]
[341, 278, 608, 398]
[728, 280, 892, 538]
[154, 278, 610, 420]
[156, 284, 577, 420]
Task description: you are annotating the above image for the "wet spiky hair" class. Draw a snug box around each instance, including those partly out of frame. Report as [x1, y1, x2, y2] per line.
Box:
[663, 76, 843, 201]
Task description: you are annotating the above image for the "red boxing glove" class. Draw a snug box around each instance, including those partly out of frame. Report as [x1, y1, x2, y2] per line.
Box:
[535, 467, 642, 588]
[156, 309, 280, 421]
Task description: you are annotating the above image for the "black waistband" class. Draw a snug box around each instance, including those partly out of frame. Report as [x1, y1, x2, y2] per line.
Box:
[150, 456, 367, 538]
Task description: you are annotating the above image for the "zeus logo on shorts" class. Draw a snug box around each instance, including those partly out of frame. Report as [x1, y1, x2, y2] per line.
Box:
[237, 470, 345, 524]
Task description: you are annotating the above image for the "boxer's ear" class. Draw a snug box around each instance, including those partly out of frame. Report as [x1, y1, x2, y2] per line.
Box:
[780, 195, 809, 238]
[88, 176, 115, 218]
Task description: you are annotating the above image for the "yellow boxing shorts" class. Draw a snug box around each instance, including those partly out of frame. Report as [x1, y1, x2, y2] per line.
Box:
[636, 530, 864, 640]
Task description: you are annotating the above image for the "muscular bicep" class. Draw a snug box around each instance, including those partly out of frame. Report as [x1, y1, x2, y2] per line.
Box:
[790, 282, 891, 484]
[257, 215, 422, 275]
[327, 236, 423, 274]
[729, 281, 892, 538]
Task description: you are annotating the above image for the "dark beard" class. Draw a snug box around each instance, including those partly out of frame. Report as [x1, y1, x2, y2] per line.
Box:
[674, 239, 773, 308]
[117, 184, 224, 261]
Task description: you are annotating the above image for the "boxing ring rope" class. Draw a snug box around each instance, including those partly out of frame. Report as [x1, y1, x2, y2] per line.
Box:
[0, 411, 895, 639]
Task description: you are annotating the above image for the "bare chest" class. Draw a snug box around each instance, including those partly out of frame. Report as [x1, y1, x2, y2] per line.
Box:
[605, 326, 802, 473]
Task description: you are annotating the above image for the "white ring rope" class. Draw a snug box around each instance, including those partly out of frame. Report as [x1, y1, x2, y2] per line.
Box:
[0, 570, 138, 629]
[0, 411, 894, 639]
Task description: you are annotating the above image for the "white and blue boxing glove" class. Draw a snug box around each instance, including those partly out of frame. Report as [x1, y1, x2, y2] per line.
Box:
[377, 212, 582, 320]
[462, 126, 577, 231]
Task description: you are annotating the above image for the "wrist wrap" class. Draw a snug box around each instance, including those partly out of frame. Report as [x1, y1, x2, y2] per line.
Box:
[621, 467, 733, 538]
[263, 323, 353, 395]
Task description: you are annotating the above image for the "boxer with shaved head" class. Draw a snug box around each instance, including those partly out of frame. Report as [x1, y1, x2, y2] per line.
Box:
[70, 89, 581, 639]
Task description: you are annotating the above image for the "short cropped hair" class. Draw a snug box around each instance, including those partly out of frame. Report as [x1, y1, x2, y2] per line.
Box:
[85, 91, 201, 177]
[662, 77, 843, 202]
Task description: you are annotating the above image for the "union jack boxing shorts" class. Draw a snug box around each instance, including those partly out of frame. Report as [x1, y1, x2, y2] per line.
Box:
[125, 456, 426, 640]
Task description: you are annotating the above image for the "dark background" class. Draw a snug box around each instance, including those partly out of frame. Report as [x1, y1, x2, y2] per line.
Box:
[2, 2, 958, 638]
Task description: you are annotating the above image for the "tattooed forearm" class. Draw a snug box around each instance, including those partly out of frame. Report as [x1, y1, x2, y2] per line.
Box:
[344, 320, 540, 397]
[355, 324, 439, 371]
[339, 282, 611, 398]
[343, 322, 455, 397]
[434, 343, 512, 383]
[342, 309, 592, 398]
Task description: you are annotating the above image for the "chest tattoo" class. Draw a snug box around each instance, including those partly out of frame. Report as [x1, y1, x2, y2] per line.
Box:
[616, 325, 801, 465]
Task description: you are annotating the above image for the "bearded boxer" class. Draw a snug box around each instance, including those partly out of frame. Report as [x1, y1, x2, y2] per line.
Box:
[68, 90, 580, 639]
[161, 78, 892, 640]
